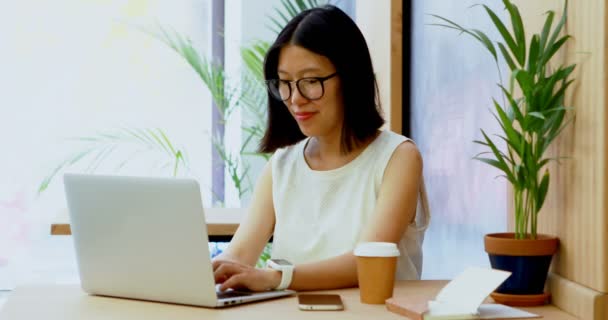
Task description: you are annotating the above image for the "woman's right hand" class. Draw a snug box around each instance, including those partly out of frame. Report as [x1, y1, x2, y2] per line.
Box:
[212, 259, 281, 292]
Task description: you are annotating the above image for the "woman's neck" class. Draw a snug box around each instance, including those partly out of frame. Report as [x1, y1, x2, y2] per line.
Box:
[309, 134, 343, 160]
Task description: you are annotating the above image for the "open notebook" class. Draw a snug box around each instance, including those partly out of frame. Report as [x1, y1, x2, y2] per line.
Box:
[387, 267, 540, 320]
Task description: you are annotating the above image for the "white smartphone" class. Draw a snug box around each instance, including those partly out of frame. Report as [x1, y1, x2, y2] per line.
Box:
[297, 294, 344, 311]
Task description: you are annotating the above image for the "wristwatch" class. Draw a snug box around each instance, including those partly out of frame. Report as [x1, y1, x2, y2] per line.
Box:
[266, 258, 294, 290]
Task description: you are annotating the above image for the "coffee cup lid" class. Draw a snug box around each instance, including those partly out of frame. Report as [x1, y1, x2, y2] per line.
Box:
[354, 242, 400, 257]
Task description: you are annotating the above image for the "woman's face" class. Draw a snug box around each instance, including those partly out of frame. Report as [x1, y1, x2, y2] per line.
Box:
[276, 45, 343, 138]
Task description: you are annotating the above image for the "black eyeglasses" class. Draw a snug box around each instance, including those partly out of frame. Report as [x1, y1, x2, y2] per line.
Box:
[266, 73, 338, 102]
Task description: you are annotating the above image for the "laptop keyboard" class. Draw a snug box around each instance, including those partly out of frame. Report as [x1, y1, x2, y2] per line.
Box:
[216, 290, 253, 299]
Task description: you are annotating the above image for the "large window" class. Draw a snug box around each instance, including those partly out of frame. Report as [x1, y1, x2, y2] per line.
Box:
[1, 0, 215, 289]
[411, 0, 508, 279]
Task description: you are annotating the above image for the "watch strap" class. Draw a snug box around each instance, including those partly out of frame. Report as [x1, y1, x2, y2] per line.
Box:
[275, 265, 293, 290]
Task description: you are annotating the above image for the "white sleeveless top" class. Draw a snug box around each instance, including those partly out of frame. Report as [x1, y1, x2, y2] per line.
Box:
[270, 130, 430, 280]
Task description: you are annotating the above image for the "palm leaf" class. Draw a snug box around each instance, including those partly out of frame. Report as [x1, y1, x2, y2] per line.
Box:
[38, 128, 188, 193]
[141, 23, 235, 119]
[527, 34, 540, 74]
[541, 35, 571, 66]
[266, 0, 330, 34]
[538, 10, 555, 57]
[498, 42, 517, 71]
[503, 0, 526, 66]
[482, 4, 522, 66]
[38, 148, 96, 194]
[241, 41, 271, 82]
[546, 0, 568, 53]
[493, 99, 522, 154]
[536, 170, 550, 211]
[480, 129, 516, 183]
[428, 15, 497, 62]
[471, 29, 497, 61]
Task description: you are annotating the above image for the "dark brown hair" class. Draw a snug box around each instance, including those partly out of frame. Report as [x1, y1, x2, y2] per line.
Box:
[259, 5, 384, 154]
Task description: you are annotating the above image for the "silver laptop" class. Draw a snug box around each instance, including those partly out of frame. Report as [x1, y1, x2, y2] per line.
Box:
[63, 173, 295, 307]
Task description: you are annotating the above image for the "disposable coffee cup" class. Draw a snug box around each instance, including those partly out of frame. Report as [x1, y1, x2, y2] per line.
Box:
[354, 242, 400, 304]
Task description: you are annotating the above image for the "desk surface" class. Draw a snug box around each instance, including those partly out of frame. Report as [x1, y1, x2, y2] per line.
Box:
[51, 207, 243, 236]
[0, 281, 578, 320]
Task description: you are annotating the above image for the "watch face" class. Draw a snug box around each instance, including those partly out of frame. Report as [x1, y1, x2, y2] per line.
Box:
[271, 259, 291, 266]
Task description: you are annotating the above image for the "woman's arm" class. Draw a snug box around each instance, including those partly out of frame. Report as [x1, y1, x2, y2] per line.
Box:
[358, 141, 423, 243]
[213, 161, 275, 266]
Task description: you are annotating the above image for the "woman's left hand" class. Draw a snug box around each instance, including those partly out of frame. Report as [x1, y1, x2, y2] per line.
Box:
[212, 259, 282, 292]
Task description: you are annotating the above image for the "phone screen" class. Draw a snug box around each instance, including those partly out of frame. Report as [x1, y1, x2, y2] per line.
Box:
[297, 294, 344, 311]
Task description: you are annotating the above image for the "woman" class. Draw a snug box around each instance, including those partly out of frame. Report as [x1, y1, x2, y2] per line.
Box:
[212, 5, 429, 292]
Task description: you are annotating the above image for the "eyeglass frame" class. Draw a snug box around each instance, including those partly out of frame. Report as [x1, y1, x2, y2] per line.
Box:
[265, 72, 338, 102]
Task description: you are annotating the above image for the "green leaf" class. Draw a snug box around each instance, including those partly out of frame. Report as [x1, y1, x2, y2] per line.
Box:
[429, 15, 502, 62]
[427, 23, 466, 32]
[483, 4, 522, 66]
[498, 84, 525, 130]
[143, 23, 236, 119]
[124, 128, 155, 148]
[544, 106, 572, 114]
[473, 139, 490, 147]
[528, 112, 545, 120]
[145, 128, 171, 155]
[275, 6, 291, 28]
[527, 34, 540, 74]
[493, 99, 522, 154]
[471, 29, 497, 60]
[86, 144, 118, 173]
[158, 129, 178, 155]
[241, 41, 270, 82]
[541, 35, 571, 66]
[513, 69, 533, 98]
[295, 0, 307, 11]
[489, 135, 516, 164]
[498, 42, 517, 71]
[553, 64, 576, 82]
[503, 0, 526, 67]
[539, 10, 555, 55]
[38, 149, 95, 193]
[474, 157, 515, 185]
[544, 79, 574, 111]
[473, 151, 494, 158]
[283, 0, 298, 17]
[480, 129, 516, 182]
[428, 14, 471, 33]
[267, 15, 285, 34]
[543, 116, 574, 153]
[536, 170, 550, 211]
[546, 0, 568, 53]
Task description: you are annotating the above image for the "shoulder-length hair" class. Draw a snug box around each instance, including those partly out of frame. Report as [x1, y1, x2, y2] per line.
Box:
[259, 5, 384, 154]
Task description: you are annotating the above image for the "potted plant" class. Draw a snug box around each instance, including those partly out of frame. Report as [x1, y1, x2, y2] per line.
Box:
[432, 0, 575, 306]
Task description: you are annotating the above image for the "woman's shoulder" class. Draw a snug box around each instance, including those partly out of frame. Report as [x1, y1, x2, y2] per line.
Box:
[373, 130, 417, 151]
[370, 130, 422, 171]
[378, 129, 413, 143]
[271, 138, 308, 165]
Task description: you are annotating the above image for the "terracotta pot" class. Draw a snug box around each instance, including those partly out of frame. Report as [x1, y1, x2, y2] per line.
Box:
[484, 233, 558, 256]
[484, 233, 559, 299]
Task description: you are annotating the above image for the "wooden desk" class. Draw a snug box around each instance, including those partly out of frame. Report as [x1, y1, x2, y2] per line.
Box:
[51, 208, 243, 238]
[0, 281, 578, 319]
